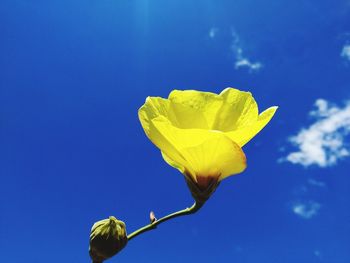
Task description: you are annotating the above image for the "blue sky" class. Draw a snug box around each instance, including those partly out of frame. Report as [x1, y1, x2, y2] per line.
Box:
[1, 0, 350, 262]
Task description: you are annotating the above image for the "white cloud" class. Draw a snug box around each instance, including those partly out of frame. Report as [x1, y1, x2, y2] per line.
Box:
[307, 179, 326, 188]
[235, 57, 263, 72]
[292, 201, 321, 219]
[208, 27, 219, 39]
[230, 30, 262, 73]
[284, 99, 350, 167]
[341, 44, 350, 61]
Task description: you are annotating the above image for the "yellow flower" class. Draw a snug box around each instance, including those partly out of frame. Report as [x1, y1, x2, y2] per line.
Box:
[138, 88, 277, 203]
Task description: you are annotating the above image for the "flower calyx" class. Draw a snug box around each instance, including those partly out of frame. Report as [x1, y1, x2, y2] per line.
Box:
[184, 171, 221, 205]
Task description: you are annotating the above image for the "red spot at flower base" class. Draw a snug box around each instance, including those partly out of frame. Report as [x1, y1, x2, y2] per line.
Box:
[196, 175, 219, 190]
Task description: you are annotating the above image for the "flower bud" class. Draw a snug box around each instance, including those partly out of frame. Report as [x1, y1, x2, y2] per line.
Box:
[89, 216, 127, 262]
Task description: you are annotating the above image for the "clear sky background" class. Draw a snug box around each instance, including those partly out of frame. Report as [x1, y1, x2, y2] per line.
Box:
[1, 0, 350, 262]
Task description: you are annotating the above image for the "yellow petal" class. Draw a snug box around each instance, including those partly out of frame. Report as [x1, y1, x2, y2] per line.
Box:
[138, 96, 179, 137]
[168, 90, 223, 129]
[226, 106, 278, 147]
[161, 151, 185, 174]
[146, 117, 188, 175]
[183, 134, 247, 181]
[149, 116, 246, 181]
[212, 88, 259, 131]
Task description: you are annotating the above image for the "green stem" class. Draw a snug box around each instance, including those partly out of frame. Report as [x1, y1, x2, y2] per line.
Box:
[127, 201, 203, 241]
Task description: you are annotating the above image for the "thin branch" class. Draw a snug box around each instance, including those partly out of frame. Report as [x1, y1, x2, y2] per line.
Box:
[127, 201, 203, 241]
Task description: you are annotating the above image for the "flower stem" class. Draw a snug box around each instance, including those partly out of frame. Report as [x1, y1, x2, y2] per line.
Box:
[127, 201, 203, 241]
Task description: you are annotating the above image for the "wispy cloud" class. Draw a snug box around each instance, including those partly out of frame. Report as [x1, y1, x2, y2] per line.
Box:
[208, 27, 219, 39]
[283, 99, 350, 167]
[292, 201, 321, 219]
[230, 30, 262, 72]
[341, 44, 350, 61]
[234, 56, 263, 72]
[208, 27, 262, 72]
[307, 178, 326, 188]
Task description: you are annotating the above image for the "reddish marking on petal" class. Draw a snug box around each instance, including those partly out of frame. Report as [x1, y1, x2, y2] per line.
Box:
[184, 169, 196, 182]
[196, 174, 220, 191]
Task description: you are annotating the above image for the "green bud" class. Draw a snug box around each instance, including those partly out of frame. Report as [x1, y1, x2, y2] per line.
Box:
[89, 216, 128, 263]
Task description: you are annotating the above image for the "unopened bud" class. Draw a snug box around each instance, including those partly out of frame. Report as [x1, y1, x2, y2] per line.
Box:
[89, 216, 127, 262]
[150, 211, 157, 223]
